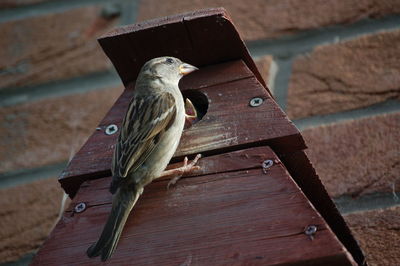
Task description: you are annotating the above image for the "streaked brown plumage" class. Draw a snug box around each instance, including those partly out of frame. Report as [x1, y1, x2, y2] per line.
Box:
[87, 57, 198, 261]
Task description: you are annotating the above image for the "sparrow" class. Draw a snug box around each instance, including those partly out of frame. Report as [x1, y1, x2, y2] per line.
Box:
[87, 57, 200, 261]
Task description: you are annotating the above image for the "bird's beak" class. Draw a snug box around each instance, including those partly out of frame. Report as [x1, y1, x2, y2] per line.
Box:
[179, 63, 198, 75]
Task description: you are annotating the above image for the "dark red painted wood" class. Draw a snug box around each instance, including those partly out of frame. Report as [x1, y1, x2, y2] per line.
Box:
[48, 8, 364, 265]
[281, 151, 366, 265]
[165, 145, 281, 180]
[98, 7, 268, 92]
[33, 147, 355, 266]
[64, 146, 280, 209]
[179, 60, 254, 90]
[59, 61, 304, 197]
[177, 77, 304, 157]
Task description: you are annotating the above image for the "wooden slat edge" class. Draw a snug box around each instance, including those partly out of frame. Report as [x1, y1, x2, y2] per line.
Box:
[182, 7, 268, 91]
[38, 147, 356, 266]
[281, 150, 366, 266]
[58, 61, 301, 197]
[99, 8, 226, 38]
[98, 7, 270, 95]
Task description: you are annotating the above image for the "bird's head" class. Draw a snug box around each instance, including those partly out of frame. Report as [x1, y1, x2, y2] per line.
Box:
[138, 57, 198, 84]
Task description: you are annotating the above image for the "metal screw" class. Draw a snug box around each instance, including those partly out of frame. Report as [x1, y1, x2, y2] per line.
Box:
[262, 159, 273, 173]
[304, 225, 318, 240]
[74, 202, 86, 213]
[105, 124, 118, 135]
[249, 97, 263, 107]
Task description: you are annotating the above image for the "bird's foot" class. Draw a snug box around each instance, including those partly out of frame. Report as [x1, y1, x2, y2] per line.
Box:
[166, 154, 202, 189]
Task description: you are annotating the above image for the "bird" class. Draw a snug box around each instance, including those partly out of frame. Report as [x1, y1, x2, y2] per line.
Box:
[87, 56, 200, 261]
[184, 98, 198, 129]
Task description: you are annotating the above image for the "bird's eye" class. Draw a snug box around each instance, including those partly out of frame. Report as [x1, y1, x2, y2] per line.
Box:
[165, 58, 174, 64]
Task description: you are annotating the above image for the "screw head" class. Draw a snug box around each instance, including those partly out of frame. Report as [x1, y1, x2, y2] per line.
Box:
[105, 124, 118, 135]
[249, 97, 263, 107]
[262, 159, 273, 169]
[304, 225, 318, 236]
[74, 202, 86, 213]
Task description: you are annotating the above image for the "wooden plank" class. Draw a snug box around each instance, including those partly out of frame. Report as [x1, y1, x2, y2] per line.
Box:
[59, 88, 133, 178]
[98, 7, 268, 91]
[58, 87, 133, 195]
[165, 145, 280, 179]
[59, 61, 304, 197]
[179, 60, 254, 90]
[33, 147, 355, 266]
[281, 151, 366, 265]
[177, 76, 305, 157]
[65, 146, 281, 209]
[58, 60, 255, 196]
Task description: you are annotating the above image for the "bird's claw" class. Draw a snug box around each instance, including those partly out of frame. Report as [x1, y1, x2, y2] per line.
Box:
[167, 154, 202, 189]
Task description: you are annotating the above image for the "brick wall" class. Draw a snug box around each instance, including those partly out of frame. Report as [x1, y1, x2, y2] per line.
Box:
[1, 0, 399, 265]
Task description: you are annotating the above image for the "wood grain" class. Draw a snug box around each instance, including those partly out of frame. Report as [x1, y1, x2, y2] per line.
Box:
[281, 151, 366, 265]
[179, 60, 254, 91]
[98, 7, 267, 91]
[59, 61, 304, 197]
[33, 147, 355, 266]
[46, 8, 364, 265]
[65, 146, 281, 209]
[177, 77, 304, 157]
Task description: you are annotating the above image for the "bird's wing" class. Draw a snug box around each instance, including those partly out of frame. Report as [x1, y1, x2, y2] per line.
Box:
[111, 91, 177, 189]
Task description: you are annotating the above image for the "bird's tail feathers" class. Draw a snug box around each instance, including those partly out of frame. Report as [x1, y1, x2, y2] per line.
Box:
[87, 186, 141, 261]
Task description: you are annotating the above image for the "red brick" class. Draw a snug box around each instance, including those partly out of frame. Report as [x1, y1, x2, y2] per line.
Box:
[287, 30, 400, 119]
[302, 112, 400, 198]
[0, 6, 119, 90]
[344, 206, 400, 266]
[0, 86, 123, 173]
[0, 178, 67, 264]
[138, 0, 400, 41]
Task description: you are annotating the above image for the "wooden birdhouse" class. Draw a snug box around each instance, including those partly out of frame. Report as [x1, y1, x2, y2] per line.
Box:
[32, 8, 366, 266]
